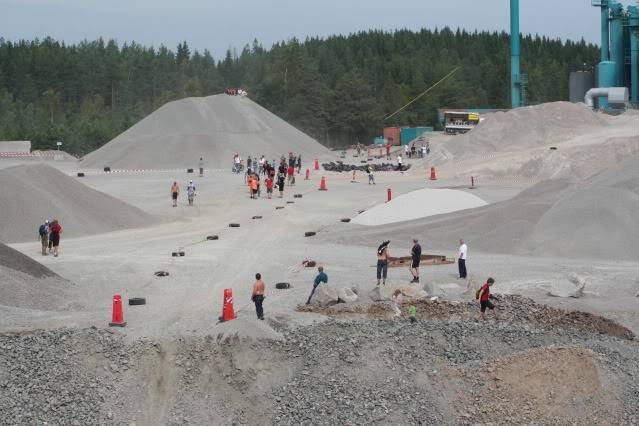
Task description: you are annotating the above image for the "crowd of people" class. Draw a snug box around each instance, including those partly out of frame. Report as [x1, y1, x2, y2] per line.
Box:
[403, 140, 430, 159]
[224, 88, 248, 96]
[237, 152, 302, 200]
[38, 219, 63, 257]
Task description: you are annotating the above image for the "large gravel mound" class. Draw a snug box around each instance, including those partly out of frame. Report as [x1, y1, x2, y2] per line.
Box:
[331, 154, 639, 261]
[0, 243, 73, 310]
[449, 101, 607, 157]
[0, 164, 155, 243]
[80, 94, 331, 169]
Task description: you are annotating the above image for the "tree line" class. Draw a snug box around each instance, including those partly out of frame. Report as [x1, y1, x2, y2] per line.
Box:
[0, 29, 598, 153]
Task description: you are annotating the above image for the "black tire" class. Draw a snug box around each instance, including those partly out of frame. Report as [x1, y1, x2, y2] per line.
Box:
[229, 223, 240, 228]
[304, 231, 316, 237]
[207, 235, 219, 240]
[104, 167, 111, 172]
[276, 206, 284, 210]
[129, 297, 146, 306]
[77, 172, 85, 177]
[294, 194, 302, 198]
[187, 168, 194, 173]
[340, 218, 351, 223]
[252, 216, 263, 219]
[287, 201, 294, 204]
[179, 251, 185, 257]
[172, 252, 179, 257]
[275, 282, 291, 289]
[154, 271, 169, 277]
[550, 146, 558, 150]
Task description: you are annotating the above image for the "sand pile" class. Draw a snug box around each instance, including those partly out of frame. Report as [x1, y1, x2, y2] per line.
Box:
[80, 94, 331, 169]
[333, 154, 639, 261]
[0, 243, 73, 311]
[351, 188, 487, 226]
[0, 164, 155, 243]
[449, 102, 608, 157]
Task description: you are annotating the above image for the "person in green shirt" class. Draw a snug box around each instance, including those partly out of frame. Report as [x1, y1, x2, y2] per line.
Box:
[306, 266, 328, 305]
[408, 305, 417, 323]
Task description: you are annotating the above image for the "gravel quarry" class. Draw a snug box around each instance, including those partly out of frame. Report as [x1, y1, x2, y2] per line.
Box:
[2, 99, 639, 425]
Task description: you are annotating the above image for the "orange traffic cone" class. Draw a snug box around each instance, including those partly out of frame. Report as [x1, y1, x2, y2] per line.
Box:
[430, 167, 437, 180]
[387, 188, 392, 202]
[220, 288, 235, 321]
[305, 168, 310, 180]
[109, 294, 126, 327]
[314, 159, 320, 170]
[319, 176, 327, 191]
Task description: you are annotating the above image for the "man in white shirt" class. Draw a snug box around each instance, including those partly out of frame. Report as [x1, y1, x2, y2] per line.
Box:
[458, 239, 468, 279]
[397, 154, 403, 171]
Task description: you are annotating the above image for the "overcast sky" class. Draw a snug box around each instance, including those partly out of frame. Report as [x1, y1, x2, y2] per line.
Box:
[1, 0, 631, 59]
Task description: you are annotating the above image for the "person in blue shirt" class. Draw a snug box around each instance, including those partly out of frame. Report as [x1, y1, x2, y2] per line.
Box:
[306, 266, 328, 305]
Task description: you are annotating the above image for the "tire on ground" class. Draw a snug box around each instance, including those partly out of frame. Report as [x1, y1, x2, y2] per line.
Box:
[129, 297, 146, 305]
[252, 216, 262, 219]
[275, 282, 291, 289]
[305, 231, 316, 237]
[340, 218, 351, 223]
[77, 172, 85, 177]
[207, 235, 219, 240]
[171, 252, 179, 257]
[229, 223, 240, 227]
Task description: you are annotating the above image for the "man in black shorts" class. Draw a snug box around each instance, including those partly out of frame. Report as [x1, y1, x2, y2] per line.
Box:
[410, 239, 421, 283]
[477, 278, 499, 320]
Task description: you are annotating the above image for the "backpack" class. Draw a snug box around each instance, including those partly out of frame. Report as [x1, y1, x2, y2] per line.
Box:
[475, 288, 481, 300]
[38, 224, 47, 236]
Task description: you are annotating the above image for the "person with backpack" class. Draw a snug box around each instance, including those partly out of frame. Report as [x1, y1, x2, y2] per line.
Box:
[48, 219, 63, 257]
[376, 241, 390, 286]
[476, 277, 499, 320]
[38, 220, 50, 255]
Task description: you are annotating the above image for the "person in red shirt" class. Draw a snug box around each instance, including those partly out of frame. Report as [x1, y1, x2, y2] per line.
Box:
[265, 176, 274, 199]
[477, 277, 498, 320]
[48, 219, 63, 257]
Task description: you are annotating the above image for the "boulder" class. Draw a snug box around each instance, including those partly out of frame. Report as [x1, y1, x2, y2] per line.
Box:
[368, 286, 386, 301]
[546, 273, 586, 298]
[310, 285, 339, 307]
[400, 286, 429, 300]
[338, 288, 359, 303]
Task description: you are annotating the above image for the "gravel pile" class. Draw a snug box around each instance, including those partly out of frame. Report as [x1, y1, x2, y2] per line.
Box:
[322, 161, 410, 172]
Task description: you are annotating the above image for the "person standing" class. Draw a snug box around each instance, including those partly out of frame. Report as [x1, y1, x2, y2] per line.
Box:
[38, 220, 50, 256]
[366, 164, 375, 185]
[296, 154, 302, 174]
[377, 241, 390, 286]
[265, 175, 274, 199]
[186, 180, 196, 206]
[386, 144, 391, 160]
[397, 154, 403, 171]
[198, 157, 204, 177]
[306, 266, 328, 304]
[170, 181, 180, 207]
[410, 239, 422, 283]
[458, 239, 468, 279]
[403, 144, 409, 159]
[477, 278, 498, 320]
[48, 219, 63, 257]
[252, 273, 265, 320]
[391, 289, 403, 318]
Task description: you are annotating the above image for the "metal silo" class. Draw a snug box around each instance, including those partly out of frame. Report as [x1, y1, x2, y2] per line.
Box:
[569, 71, 594, 103]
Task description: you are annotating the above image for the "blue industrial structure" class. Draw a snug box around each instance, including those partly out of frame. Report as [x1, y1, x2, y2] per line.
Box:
[510, 0, 527, 109]
[592, 1, 638, 107]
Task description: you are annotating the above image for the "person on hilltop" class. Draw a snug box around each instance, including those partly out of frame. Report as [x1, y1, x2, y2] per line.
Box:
[476, 278, 499, 321]
[252, 273, 266, 320]
[186, 180, 196, 206]
[48, 219, 63, 257]
[38, 219, 50, 256]
[376, 241, 390, 286]
[306, 266, 328, 305]
[170, 181, 180, 207]
[410, 238, 422, 283]
[458, 239, 468, 279]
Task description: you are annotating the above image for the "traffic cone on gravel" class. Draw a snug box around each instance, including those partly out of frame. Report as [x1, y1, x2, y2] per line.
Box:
[109, 294, 126, 327]
[319, 176, 327, 191]
[387, 188, 392, 202]
[430, 167, 437, 180]
[314, 159, 320, 170]
[221, 288, 235, 322]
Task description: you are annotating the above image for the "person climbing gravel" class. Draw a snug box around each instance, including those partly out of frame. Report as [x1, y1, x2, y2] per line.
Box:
[170, 181, 180, 207]
[377, 240, 390, 286]
[410, 238, 422, 283]
[38, 219, 50, 255]
[306, 266, 328, 305]
[477, 277, 499, 321]
[186, 180, 196, 206]
[252, 273, 265, 320]
[48, 219, 63, 257]
[391, 289, 403, 318]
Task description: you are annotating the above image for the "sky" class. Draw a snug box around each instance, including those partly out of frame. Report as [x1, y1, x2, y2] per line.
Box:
[1, 0, 633, 58]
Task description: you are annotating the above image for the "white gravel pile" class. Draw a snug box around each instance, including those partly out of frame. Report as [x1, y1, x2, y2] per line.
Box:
[351, 188, 487, 226]
[80, 94, 331, 169]
[0, 164, 156, 243]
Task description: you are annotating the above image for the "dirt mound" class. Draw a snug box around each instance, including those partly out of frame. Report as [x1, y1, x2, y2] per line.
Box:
[80, 94, 331, 169]
[332, 154, 639, 261]
[0, 164, 156, 243]
[0, 243, 73, 311]
[450, 101, 608, 157]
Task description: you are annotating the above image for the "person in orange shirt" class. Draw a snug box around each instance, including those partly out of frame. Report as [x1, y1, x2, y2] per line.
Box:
[249, 175, 258, 199]
[251, 273, 265, 320]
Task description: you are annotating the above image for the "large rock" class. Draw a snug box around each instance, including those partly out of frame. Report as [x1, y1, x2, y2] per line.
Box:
[338, 288, 359, 303]
[399, 286, 429, 300]
[367, 283, 428, 301]
[546, 273, 586, 298]
[310, 285, 339, 307]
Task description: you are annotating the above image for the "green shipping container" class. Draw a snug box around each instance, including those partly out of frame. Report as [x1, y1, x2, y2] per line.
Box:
[374, 137, 386, 145]
[400, 127, 433, 145]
